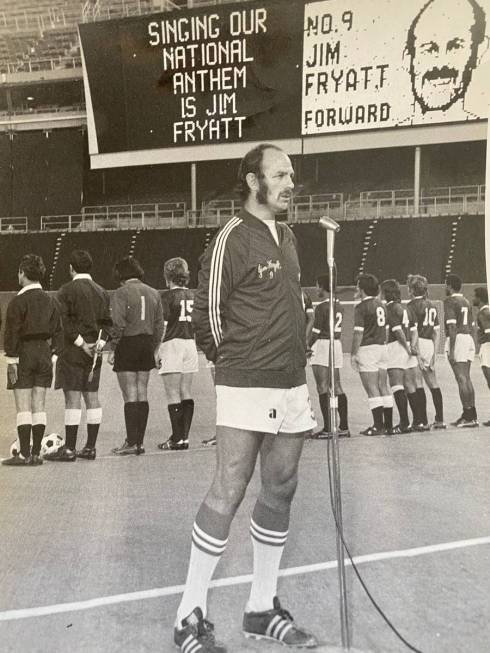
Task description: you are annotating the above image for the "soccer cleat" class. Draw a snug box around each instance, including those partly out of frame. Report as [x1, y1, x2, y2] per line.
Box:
[174, 607, 227, 652]
[483, 420, 490, 427]
[413, 423, 431, 432]
[77, 447, 96, 460]
[386, 426, 403, 435]
[29, 455, 43, 466]
[158, 438, 184, 451]
[431, 421, 447, 430]
[337, 428, 351, 438]
[450, 415, 465, 427]
[455, 419, 479, 428]
[360, 426, 384, 436]
[2, 454, 31, 466]
[112, 441, 138, 456]
[243, 597, 318, 648]
[43, 446, 76, 462]
[202, 436, 217, 446]
[136, 444, 145, 455]
[179, 439, 189, 450]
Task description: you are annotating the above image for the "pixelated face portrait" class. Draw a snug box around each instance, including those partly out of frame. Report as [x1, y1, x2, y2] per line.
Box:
[406, 0, 486, 113]
[256, 148, 295, 213]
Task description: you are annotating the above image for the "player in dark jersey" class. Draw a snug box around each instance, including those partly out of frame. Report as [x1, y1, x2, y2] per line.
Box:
[2, 255, 62, 466]
[157, 257, 198, 451]
[472, 287, 490, 426]
[109, 257, 164, 456]
[381, 279, 423, 434]
[444, 274, 478, 428]
[407, 275, 446, 429]
[308, 271, 349, 437]
[351, 273, 391, 436]
[45, 250, 112, 461]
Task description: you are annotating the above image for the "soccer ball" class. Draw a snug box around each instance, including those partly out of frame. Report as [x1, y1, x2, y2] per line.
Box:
[40, 433, 64, 457]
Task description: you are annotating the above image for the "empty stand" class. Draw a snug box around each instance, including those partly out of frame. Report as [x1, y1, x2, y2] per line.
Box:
[0, 231, 58, 290]
[450, 215, 485, 284]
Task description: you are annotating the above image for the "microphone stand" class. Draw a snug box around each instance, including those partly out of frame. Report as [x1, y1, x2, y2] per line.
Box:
[319, 216, 350, 650]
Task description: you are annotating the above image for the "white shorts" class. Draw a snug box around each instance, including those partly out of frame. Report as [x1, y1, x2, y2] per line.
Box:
[418, 338, 434, 367]
[158, 339, 199, 374]
[386, 341, 418, 370]
[215, 384, 317, 435]
[310, 339, 343, 369]
[479, 341, 490, 367]
[357, 344, 387, 373]
[445, 334, 475, 363]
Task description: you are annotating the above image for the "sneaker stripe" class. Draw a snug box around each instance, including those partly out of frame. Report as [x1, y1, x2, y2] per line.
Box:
[182, 635, 202, 653]
[265, 614, 282, 637]
[277, 622, 294, 642]
[271, 617, 290, 640]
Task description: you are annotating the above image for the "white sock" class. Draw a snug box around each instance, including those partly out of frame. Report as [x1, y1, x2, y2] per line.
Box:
[175, 542, 223, 627]
[247, 520, 288, 613]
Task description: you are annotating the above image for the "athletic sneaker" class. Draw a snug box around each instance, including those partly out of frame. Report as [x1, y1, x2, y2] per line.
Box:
[450, 415, 465, 427]
[30, 455, 43, 466]
[243, 597, 318, 648]
[483, 420, 490, 427]
[202, 436, 217, 446]
[158, 438, 187, 451]
[77, 447, 96, 460]
[337, 429, 351, 438]
[360, 426, 384, 436]
[174, 607, 227, 652]
[43, 446, 76, 462]
[2, 454, 32, 466]
[455, 419, 479, 428]
[112, 441, 138, 456]
[412, 423, 431, 432]
[431, 421, 447, 430]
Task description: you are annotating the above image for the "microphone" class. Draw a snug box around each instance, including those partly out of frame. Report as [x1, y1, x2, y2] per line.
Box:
[319, 216, 340, 265]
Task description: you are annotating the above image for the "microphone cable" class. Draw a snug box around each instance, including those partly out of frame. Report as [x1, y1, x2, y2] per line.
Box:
[326, 436, 425, 653]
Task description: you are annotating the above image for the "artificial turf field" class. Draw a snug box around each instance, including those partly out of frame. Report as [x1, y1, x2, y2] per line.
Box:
[0, 353, 489, 653]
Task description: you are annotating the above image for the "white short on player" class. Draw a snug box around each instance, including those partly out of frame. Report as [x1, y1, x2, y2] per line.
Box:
[445, 334, 475, 363]
[215, 384, 317, 435]
[357, 344, 388, 373]
[479, 341, 490, 367]
[310, 339, 343, 369]
[386, 341, 418, 370]
[158, 338, 199, 374]
[418, 338, 435, 367]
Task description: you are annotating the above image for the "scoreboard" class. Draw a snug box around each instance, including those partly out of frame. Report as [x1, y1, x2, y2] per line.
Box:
[79, 0, 489, 167]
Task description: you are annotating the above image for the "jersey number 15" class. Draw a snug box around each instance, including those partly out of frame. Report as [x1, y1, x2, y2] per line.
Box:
[179, 299, 194, 322]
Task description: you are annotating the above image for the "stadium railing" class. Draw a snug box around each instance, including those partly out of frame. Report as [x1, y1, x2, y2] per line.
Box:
[0, 217, 28, 232]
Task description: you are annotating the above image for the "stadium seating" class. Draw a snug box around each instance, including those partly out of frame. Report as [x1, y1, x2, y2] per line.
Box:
[0, 231, 58, 290]
[449, 215, 485, 284]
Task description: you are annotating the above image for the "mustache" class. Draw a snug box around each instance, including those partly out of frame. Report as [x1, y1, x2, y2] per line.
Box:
[422, 66, 458, 83]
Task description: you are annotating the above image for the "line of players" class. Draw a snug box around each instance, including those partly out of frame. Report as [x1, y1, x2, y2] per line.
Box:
[1, 250, 198, 466]
[307, 271, 490, 437]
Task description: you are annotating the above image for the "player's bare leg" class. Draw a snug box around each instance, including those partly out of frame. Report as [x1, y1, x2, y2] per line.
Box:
[450, 361, 478, 427]
[113, 371, 149, 454]
[359, 370, 385, 435]
[419, 366, 446, 428]
[243, 432, 318, 647]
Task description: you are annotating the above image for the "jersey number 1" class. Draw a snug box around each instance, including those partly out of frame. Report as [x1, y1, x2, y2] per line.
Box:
[179, 299, 194, 322]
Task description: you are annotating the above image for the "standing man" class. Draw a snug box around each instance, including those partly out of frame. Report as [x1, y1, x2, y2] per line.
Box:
[2, 255, 62, 466]
[109, 256, 164, 456]
[45, 250, 112, 461]
[407, 275, 446, 429]
[171, 144, 318, 652]
[381, 279, 422, 434]
[351, 273, 391, 436]
[157, 257, 198, 451]
[444, 274, 478, 427]
[308, 271, 349, 437]
[473, 287, 490, 426]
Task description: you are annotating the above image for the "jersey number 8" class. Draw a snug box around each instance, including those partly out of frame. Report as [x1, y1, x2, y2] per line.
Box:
[376, 306, 386, 327]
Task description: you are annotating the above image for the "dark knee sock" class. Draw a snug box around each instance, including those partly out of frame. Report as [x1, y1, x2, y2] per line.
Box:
[17, 423, 32, 459]
[416, 388, 428, 424]
[430, 387, 444, 422]
[65, 425, 78, 451]
[394, 389, 409, 426]
[372, 406, 384, 430]
[168, 403, 184, 443]
[407, 392, 420, 425]
[319, 393, 331, 432]
[136, 401, 149, 446]
[31, 424, 45, 456]
[337, 393, 348, 430]
[181, 399, 194, 440]
[86, 424, 100, 449]
[383, 407, 393, 431]
[124, 402, 139, 446]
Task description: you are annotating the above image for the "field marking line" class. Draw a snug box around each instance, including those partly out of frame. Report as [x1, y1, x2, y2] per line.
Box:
[0, 536, 489, 622]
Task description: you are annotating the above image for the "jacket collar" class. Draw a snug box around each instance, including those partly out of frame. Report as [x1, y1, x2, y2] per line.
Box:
[18, 282, 42, 295]
[73, 273, 92, 281]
